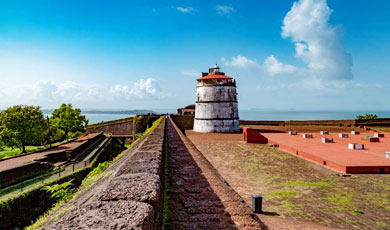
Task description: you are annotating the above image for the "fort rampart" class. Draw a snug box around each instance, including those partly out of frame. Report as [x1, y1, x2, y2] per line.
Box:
[86, 115, 160, 135]
[170, 114, 390, 133]
[42, 117, 166, 229]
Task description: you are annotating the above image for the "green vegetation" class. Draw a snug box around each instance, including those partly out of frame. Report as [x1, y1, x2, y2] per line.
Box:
[0, 103, 87, 158]
[0, 139, 68, 160]
[376, 221, 387, 227]
[162, 120, 170, 230]
[81, 161, 111, 186]
[356, 113, 378, 120]
[282, 180, 331, 187]
[269, 189, 299, 198]
[0, 105, 47, 153]
[42, 179, 75, 200]
[352, 208, 364, 215]
[51, 104, 88, 141]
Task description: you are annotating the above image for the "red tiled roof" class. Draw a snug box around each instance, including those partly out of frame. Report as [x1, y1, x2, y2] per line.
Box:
[197, 74, 233, 81]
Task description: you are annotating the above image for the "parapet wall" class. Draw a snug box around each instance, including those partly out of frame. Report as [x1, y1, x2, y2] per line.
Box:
[241, 118, 390, 127]
[43, 117, 166, 229]
[86, 115, 160, 135]
[170, 114, 194, 133]
[171, 115, 390, 133]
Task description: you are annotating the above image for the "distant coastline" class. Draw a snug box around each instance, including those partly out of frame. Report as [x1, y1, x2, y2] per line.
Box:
[40, 109, 390, 124]
[41, 109, 156, 115]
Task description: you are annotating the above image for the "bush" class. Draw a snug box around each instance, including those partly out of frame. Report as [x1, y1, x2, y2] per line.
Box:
[356, 114, 378, 120]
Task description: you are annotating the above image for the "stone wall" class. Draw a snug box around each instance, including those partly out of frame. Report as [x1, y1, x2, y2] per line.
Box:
[86, 115, 160, 135]
[170, 114, 194, 133]
[42, 117, 166, 229]
[0, 162, 53, 188]
[241, 119, 390, 127]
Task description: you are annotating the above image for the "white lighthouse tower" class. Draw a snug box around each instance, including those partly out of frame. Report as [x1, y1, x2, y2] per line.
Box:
[193, 64, 240, 133]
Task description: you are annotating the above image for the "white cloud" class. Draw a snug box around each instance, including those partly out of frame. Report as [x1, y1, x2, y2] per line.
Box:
[176, 7, 194, 14]
[216, 5, 236, 15]
[281, 0, 352, 79]
[264, 55, 297, 76]
[110, 78, 162, 99]
[0, 78, 164, 109]
[222, 55, 258, 69]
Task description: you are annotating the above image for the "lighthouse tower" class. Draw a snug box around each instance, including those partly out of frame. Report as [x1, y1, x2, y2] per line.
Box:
[193, 64, 240, 133]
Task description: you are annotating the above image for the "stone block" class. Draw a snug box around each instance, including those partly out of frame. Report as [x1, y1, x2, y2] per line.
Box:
[100, 173, 160, 206]
[349, 143, 364, 150]
[339, 133, 349, 138]
[321, 137, 333, 143]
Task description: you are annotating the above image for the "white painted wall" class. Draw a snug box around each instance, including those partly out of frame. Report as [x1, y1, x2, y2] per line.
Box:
[193, 119, 240, 133]
[194, 83, 240, 133]
[196, 86, 237, 102]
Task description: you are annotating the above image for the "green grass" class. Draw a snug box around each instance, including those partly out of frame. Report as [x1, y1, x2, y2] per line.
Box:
[162, 119, 170, 230]
[81, 161, 111, 186]
[0, 140, 69, 160]
[376, 221, 387, 227]
[323, 194, 351, 206]
[269, 189, 299, 198]
[352, 208, 364, 215]
[282, 180, 331, 187]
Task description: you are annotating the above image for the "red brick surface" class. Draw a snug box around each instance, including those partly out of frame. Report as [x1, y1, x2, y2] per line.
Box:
[262, 131, 390, 173]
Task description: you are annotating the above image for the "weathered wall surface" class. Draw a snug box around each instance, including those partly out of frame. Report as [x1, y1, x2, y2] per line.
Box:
[42, 118, 166, 230]
[355, 118, 390, 126]
[194, 84, 240, 133]
[170, 114, 194, 133]
[86, 115, 160, 135]
[0, 162, 52, 187]
[241, 118, 390, 127]
[196, 86, 237, 102]
[194, 119, 240, 133]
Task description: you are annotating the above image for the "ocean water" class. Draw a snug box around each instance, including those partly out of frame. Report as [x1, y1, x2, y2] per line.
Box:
[43, 113, 137, 125]
[238, 110, 390, 121]
[44, 110, 390, 124]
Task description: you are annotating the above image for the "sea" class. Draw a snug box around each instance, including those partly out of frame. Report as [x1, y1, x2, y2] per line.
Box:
[44, 109, 390, 125]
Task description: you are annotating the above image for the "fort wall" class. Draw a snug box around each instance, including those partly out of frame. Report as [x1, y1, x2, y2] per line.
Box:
[86, 115, 160, 135]
[41, 117, 166, 229]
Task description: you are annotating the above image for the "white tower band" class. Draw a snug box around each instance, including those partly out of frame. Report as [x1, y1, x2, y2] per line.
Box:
[193, 64, 240, 133]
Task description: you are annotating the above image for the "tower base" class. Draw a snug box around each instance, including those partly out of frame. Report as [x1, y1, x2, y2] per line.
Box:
[193, 119, 240, 133]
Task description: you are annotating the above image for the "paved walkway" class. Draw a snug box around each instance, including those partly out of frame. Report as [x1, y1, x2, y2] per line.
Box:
[165, 119, 264, 229]
[0, 133, 100, 172]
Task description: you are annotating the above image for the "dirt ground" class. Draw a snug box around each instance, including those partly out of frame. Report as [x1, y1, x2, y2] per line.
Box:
[186, 129, 390, 230]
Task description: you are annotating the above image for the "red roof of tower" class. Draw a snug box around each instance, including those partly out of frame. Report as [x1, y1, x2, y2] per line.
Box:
[196, 74, 233, 81]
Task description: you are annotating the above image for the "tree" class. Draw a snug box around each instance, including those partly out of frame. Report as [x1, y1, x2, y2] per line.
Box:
[45, 116, 64, 148]
[356, 114, 378, 120]
[0, 105, 46, 153]
[51, 104, 88, 141]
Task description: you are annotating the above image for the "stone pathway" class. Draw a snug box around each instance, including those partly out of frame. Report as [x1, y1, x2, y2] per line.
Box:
[165, 119, 265, 229]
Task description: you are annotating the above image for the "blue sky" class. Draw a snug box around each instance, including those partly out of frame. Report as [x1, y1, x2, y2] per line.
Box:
[0, 0, 389, 111]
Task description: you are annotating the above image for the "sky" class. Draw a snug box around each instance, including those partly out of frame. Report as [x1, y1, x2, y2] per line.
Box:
[0, 0, 389, 111]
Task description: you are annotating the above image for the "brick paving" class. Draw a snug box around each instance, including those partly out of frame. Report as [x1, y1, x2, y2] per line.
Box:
[165, 119, 265, 229]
